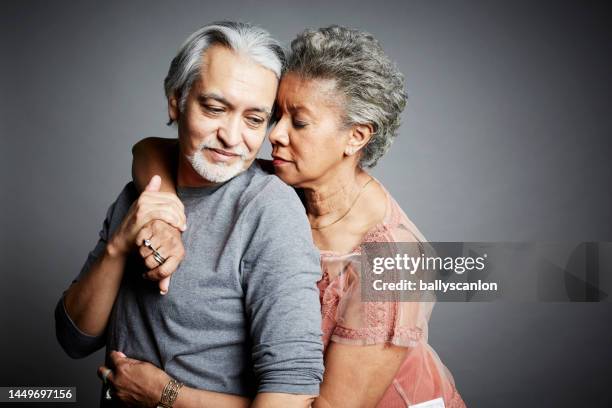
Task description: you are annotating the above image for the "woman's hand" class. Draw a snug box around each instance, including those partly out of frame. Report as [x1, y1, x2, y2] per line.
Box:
[108, 175, 186, 258]
[137, 219, 186, 294]
[98, 350, 170, 407]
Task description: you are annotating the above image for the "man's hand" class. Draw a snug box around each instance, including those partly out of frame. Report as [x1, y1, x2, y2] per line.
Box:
[137, 219, 185, 294]
[108, 175, 187, 258]
[98, 350, 169, 407]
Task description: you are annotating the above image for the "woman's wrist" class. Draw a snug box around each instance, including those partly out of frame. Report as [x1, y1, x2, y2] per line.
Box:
[105, 236, 129, 259]
[156, 376, 184, 408]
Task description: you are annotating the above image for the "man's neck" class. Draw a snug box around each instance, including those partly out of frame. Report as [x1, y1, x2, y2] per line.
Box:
[177, 154, 219, 188]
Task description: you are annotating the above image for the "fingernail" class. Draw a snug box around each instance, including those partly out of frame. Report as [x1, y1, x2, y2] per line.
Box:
[160, 290, 167, 295]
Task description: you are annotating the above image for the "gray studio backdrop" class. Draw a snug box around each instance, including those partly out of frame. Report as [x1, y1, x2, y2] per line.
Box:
[2, 1, 611, 407]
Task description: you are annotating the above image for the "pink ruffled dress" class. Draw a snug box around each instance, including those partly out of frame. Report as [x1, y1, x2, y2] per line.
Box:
[317, 186, 466, 407]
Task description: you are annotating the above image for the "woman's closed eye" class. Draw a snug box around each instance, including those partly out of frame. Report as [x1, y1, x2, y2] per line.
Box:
[292, 119, 308, 129]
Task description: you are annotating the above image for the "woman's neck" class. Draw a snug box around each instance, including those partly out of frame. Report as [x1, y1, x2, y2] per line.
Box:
[303, 166, 369, 223]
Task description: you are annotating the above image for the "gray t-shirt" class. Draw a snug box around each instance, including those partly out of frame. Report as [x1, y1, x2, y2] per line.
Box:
[55, 162, 324, 400]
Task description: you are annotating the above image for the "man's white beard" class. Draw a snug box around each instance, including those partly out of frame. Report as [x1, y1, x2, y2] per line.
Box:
[186, 141, 248, 183]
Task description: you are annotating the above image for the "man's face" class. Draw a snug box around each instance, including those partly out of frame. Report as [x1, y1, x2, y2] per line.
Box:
[170, 45, 278, 186]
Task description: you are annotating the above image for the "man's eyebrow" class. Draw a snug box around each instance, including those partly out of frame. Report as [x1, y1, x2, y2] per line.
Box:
[198, 93, 233, 108]
[248, 106, 272, 115]
[198, 93, 272, 117]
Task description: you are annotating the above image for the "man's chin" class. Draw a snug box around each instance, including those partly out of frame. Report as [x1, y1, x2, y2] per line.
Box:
[194, 162, 246, 184]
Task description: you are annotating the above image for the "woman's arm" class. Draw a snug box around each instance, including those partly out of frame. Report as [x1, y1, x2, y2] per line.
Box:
[132, 137, 179, 193]
[101, 351, 314, 408]
[312, 342, 409, 408]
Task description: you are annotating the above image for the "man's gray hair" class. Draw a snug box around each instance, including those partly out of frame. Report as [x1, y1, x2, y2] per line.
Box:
[164, 21, 286, 124]
[287, 26, 407, 168]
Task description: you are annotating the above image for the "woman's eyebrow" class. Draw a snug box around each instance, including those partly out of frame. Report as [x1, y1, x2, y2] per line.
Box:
[289, 105, 313, 116]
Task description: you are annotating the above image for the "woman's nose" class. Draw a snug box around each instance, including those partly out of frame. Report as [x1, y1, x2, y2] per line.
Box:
[269, 120, 289, 146]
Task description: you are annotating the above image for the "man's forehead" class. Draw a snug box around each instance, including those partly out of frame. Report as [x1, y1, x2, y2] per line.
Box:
[194, 46, 277, 111]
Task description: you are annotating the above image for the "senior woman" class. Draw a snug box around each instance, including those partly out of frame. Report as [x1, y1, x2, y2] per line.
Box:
[118, 26, 465, 407]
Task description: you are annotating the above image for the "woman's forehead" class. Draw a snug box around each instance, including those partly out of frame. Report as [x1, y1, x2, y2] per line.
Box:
[278, 74, 342, 110]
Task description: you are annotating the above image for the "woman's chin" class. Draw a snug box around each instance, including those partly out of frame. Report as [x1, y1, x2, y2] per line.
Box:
[274, 168, 303, 187]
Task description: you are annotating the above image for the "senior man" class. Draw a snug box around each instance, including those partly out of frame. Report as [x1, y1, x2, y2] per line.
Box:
[55, 22, 324, 408]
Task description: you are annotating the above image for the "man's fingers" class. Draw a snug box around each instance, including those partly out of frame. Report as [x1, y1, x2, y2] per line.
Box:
[146, 206, 186, 231]
[137, 192, 186, 228]
[135, 207, 185, 232]
[138, 195, 185, 223]
[144, 175, 161, 192]
[140, 191, 184, 211]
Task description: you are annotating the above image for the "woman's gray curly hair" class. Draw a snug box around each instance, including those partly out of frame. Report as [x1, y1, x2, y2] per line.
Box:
[286, 25, 407, 168]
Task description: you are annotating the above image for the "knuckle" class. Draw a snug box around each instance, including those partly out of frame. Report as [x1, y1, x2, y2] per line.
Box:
[159, 266, 171, 277]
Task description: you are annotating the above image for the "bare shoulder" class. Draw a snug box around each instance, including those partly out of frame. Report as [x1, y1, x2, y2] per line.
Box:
[361, 178, 388, 225]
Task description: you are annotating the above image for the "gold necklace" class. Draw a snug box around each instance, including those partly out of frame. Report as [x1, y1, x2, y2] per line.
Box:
[310, 177, 374, 230]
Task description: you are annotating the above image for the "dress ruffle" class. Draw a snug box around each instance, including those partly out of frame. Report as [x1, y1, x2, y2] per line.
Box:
[317, 183, 466, 408]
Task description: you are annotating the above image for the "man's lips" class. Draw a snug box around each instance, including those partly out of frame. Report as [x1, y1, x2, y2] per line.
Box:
[207, 148, 240, 157]
[205, 147, 242, 162]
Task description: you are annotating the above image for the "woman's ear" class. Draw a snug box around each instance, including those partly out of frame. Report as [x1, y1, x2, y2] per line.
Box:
[168, 94, 180, 123]
[345, 123, 374, 156]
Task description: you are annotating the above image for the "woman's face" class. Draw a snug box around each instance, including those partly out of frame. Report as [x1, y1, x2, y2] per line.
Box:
[269, 73, 351, 188]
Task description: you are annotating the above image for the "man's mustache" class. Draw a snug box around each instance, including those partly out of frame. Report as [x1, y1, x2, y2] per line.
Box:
[197, 141, 248, 160]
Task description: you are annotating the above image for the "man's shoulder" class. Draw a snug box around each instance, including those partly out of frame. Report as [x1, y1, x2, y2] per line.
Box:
[103, 181, 138, 225]
[240, 161, 300, 208]
[112, 181, 138, 209]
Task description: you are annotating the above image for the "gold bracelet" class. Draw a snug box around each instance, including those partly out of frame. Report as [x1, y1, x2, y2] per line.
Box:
[157, 378, 184, 408]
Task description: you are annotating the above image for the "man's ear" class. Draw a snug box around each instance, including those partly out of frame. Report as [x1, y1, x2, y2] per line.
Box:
[168, 94, 180, 123]
[345, 123, 374, 157]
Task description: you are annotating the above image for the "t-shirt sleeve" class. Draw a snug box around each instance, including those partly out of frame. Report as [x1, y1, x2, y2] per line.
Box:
[55, 183, 135, 359]
[241, 182, 324, 395]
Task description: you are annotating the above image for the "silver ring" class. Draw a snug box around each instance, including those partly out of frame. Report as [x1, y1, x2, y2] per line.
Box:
[144, 239, 166, 265]
[101, 368, 112, 384]
[153, 251, 166, 265]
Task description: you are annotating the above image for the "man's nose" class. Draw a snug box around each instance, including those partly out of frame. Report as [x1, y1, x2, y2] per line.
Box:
[218, 115, 242, 147]
[268, 119, 289, 146]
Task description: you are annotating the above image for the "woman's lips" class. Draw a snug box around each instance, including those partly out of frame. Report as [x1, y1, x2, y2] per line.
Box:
[272, 157, 292, 166]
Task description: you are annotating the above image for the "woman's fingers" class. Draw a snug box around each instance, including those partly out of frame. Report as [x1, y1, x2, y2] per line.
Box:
[138, 219, 185, 294]
[143, 254, 182, 282]
[143, 249, 167, 270]
[97, 365, 115, 384]
[135, 225, 154, 253]
[158, 276, 171, 295]
[110, 350, 130, 367]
